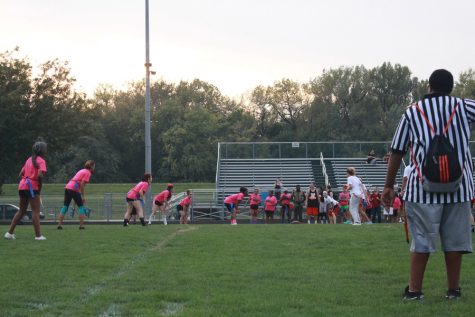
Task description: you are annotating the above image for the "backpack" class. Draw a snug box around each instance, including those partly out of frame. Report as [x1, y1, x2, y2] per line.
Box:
[412, 102, 463, 193]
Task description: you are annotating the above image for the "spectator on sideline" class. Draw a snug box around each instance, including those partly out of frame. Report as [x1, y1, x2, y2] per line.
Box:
[280, 190, 291, 223]
[291, 185, 306, 223]
[249, 188, 262, 224]
[274, 178, 283, 201]
[339, 185, 352, 224]
[366, 150, 378, 164]
[383, 69, 474, 300]
[305, 182, 320, 224]
[369, 187, 382, 223]
[264, 190, 278, 224]
[346, 167, 362, 225]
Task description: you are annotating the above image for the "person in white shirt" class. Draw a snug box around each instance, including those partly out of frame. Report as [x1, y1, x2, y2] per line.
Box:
[346, 167, 362, 225]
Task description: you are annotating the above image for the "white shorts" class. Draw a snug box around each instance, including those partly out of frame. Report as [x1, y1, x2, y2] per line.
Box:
[383, 207, 393, 216]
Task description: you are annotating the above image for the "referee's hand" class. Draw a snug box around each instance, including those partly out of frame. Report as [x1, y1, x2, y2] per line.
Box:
[382, 187, 395, 209]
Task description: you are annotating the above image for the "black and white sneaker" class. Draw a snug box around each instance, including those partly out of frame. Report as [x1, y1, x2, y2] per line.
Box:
[445, 288, 461, 300]
[403, 286, 424, 301]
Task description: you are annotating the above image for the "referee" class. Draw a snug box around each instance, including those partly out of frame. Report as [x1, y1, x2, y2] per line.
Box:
[383, 69, 475, 301]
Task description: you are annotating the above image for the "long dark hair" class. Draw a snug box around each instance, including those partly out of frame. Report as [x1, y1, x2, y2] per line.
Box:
[32, 141, 47, 168]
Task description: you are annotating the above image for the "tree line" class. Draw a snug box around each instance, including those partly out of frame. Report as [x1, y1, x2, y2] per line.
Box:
[1, 48, 475, 191]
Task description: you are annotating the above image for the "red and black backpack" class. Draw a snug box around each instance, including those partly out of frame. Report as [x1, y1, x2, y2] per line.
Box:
[411, 101, 463, 193]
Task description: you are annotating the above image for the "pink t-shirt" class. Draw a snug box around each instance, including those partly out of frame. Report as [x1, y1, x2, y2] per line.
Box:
[393, 196, 402, 209]
[249, 193, 261, 206]
[224, 193, 244, 205]
[126, 181, 149, 199]
[65, 169, 92, 192]
[264, 196, 278, 211]
[18, 156, 47, 191]
[339, 192, 350, 206]
[280, 193, 291, 205]
[179, 196, 192, 207]
[154, 189, 172, 203]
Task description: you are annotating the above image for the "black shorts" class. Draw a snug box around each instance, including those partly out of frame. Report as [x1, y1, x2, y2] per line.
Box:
[265, 210, 274, 217]
[126, 198, 136, 203]
[177, 205, 184, 211]
[63, 189, 83, 207]
[19, 190, 40, 199]
[154, 200, 163, 206]
[250, 204, 259, 210]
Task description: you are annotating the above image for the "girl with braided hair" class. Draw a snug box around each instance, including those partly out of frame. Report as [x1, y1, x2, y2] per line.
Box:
[4, 140, 48, 241]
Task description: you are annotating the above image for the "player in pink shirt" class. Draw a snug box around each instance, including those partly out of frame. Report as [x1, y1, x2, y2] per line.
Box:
[248, 188, 261, 224]
[224, 187, 248, 225]
[280, 190, 292, 223]
[177, 190, 192, 224]
[57, 160, 95, 230]
[148, 184, 174, 225]
[264, 190, 278, 224]
[5, 141, 48, 241]
[123, 173, 152, 227]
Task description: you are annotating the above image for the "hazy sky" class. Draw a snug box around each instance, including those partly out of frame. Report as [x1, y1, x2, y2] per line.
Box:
[1, 0, 474, 98]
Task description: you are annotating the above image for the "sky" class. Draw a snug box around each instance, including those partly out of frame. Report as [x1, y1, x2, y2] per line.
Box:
[1, 0, 474, 98]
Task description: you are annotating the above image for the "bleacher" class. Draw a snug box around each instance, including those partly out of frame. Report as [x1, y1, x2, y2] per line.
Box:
[330, 158, 399, 190]
[217, 159, 314, 193]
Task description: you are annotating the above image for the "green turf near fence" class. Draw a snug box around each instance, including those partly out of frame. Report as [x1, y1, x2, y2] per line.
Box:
[0, 183, 215, 196]
[0, 224, 474, 317]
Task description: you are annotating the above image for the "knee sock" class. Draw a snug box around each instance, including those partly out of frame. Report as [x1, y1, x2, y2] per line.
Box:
[60, 205, 68, 215]
[140, 217, 146, 226]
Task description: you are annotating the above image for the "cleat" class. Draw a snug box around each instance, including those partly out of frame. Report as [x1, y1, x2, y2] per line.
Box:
[34, 236, 47, 241]
[445, 288, 461, 300]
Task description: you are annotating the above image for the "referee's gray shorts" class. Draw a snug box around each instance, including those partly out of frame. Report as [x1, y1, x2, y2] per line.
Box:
[405, 201, 473, 253]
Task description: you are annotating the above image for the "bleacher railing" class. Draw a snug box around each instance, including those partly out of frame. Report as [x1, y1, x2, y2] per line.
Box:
[320, 152, 329, 187]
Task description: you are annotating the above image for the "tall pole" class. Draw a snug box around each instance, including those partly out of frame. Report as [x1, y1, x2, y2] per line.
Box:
[144, 0, 152, 215]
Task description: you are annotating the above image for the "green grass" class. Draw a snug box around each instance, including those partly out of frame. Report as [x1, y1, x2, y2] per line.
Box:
[0, 183, 215, 197]
[1, 224, 474, 317]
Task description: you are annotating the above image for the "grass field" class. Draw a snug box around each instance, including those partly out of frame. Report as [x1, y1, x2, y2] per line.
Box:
[1, 224, 474, 317]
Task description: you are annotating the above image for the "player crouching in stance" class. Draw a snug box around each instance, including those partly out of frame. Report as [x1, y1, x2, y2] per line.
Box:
[224, 187, 248, 225]
[123, 173, 152, 227]
[5, 141, 48, 241]
[177, 190, 192, 224]
[148, 184, 174, 225]
[57, 160, 95, 230]
[249, 188, 261, 224]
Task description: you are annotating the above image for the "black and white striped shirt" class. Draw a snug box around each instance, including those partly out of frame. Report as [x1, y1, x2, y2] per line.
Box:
[391, 93, 475, 204]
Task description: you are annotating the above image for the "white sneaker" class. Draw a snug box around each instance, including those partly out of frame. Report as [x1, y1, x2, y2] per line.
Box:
[34, 235, 47, 241]
[4, 232, 16, 240]
[162, 218, 168, 226]
[147, 221, 152, 225]
[352, 222, 362, 226]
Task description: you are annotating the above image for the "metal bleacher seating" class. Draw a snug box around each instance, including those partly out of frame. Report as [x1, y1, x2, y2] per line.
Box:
[330, 158, 400, 190]
[217, 159, 314, 193]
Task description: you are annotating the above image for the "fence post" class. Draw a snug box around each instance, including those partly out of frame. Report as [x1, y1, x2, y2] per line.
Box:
[104, 193, 112, 222]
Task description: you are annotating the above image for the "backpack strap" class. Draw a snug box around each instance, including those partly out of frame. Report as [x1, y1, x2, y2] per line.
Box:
[414, 101, 459, 136]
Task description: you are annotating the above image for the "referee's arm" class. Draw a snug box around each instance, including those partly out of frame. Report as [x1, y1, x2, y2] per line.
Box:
[382, 151, 404, 207]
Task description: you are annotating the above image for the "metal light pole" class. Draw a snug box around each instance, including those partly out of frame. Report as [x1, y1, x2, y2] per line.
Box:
[144, 0, 152, 215]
